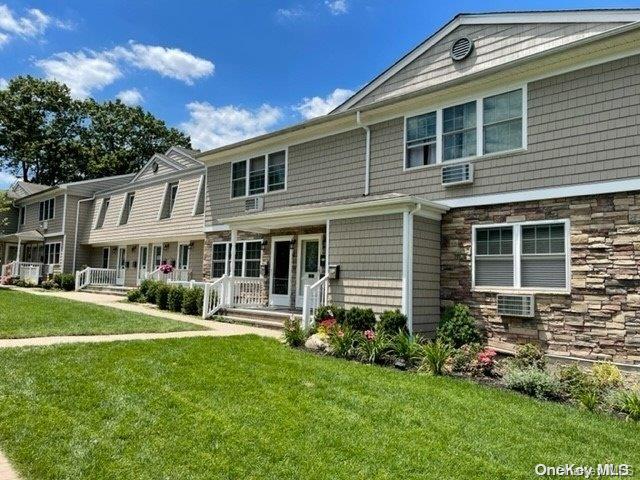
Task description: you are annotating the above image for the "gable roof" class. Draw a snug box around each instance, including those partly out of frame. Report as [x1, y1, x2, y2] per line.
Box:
[131, 149, 192, 183]
[332, 9, 640, 113]
[7, 181, 51, 200]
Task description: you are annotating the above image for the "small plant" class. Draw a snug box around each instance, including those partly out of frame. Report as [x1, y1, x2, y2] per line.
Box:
[356, 329, 391, 364]
[513, 343, 546, 370]
[159, 263, 174, 274]
[139, 279, 157, 298]
[14, 279, 34, 288]
[437, 304, 482, 348]
[390, 331, 424, 368]
[181, 287, 203, 316]
[344, 307, 376, 332]
[450, 344, 482, 373]
[40, 279, 57, 290]
[127, 289, 143, 303]
[167, 286, 185, 312]
[476, 347, 498, 376]
[155, 284, 171, 310]
[314, 304, 346, 325]
[504, 367, 564, 401]
[578, 390, 600, 412]
[283, 316, 306, 348]
[556, 364, 595, 398]
[328, 326, 358, 358]
[145, 280, 161, 304]
[419, 340, 454, 375]
[592, 362, 623, 389]
[377, 309, 407, 335]
[53, 273, 75, 291]
[613, 389, 640, 421]
[317, 318, 338, 336]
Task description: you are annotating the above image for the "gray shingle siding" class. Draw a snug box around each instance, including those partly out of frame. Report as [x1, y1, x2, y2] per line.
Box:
[412, 217, 440, 335]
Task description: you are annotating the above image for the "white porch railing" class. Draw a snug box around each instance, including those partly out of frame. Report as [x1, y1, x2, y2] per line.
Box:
[203, 275, 227, 318]
[168, 279, 207, 289]
[2, 262, 43, 283]
[75, 267, 118, 291]
[144, 268, 191, 283]
[302, 275, 329, 329]
[202, 276, 266, 318]
[1, 261, 16, 278]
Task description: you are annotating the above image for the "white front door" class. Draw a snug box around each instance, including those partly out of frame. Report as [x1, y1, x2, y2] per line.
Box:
[269, 237, 292, 307]
[152, 244, 163, 269]
[116, 247, 126, 286]
[296, 236, 322, 307]
[137, 245, 148, 284]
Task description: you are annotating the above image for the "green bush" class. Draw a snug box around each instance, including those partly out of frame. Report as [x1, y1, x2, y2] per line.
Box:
[314, 304, 346, 325]
[420, 340, 454, 376]
[127, 289, 143, 303]
[437, 304, 482, 348]
[390, 331, 424, 368]
[283, 317, 306, 348]
[513, 343, 546, 370]
[155, 284, 171, 310]
[182, 287, 203, 316]
[450, 343, 483, 373]
[504, 367, 564, 400]
[40, 279, 57, 290]
[556, 364, 595, 398]
[578, 390, 600, 412]
[167, 286, 185, 312]
[196, 288, 205, 317]
[356, 330, 391, 364]
[328, 326, 358, 358]
[610, 389, 640, 421]
[14, 279, 35, 288]
[377, 309, 407, 335]
[53, 273, 75, 291]
[592, 362, 623, 389]
[145, 280, 161, 304]
[344, 307, 376, 331]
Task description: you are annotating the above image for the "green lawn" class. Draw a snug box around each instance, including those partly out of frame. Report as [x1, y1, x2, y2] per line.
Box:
[0, 289, 205, 338]
[0, 336, 637, 479]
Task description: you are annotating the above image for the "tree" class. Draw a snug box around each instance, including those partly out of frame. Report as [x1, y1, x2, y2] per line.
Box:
[0, 190, 11, 233]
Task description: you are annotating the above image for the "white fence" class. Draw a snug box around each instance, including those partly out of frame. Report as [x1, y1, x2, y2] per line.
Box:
[2, 262, 43, 284]
[302, 275, 329, 329]
[144, 268, 191, 283]
[75, 267, 118, 291]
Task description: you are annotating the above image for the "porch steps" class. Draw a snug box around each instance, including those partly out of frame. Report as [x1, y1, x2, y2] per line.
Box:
[81, 286, 133, 297]
[215, 308, 301, 331]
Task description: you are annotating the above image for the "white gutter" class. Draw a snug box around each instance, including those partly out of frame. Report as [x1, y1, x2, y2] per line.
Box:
[72, 195, 95, 272]
[402, 203, 421, 334]
[356, 111, 371, 196]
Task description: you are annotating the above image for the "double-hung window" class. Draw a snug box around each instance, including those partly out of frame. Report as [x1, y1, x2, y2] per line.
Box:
[405, 111, 436, 168]
[120, 192, 135, 225]
[95, 198, 109, 229]
[39, 198, 54, 221]
[231, 150, 286, 198]
[473, 220, 569, 291]
[193, 176, 205, 215]
[43, 243, 61, 265]
[160, 182, 179, 219]
[483, 89, 523, 154]
[443, 101, 476, 161]
[211, 241, 262, 278]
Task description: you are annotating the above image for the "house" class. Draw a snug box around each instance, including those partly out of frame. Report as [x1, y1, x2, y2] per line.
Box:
[197, 10, 640, 364]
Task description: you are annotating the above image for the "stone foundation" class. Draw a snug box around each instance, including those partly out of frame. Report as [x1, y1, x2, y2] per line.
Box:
[441, 191, 640, 365]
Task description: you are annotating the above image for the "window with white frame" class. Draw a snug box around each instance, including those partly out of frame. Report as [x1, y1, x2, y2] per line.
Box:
[194, 176, 205, 215]
[39, 198, 55, 221]
[43, 242, 61, 265]
[95, 198, 109, 229]
[473, 220, 569, 291]
[159, 182, 179, 219]
[404, 87, 525, 168]
[178, 244, 189, 270]
[18, 206, 25, 226]
[211, 241, 262, 278]
[231, 150, 286, 198]
[119, 192, 135, 225]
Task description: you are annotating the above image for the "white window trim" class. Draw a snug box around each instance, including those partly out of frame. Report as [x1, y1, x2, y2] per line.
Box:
[211, 240, 262, 278]
[158, 182, 179, 220]
[471, 218, 571, 294]
[39, 198, 55, 222]
[192, 175, 206, 216]
[152, 244, 163, 268]
[94, 198, 110, 229]
[119, 192, 135, 226]
[230, 148, 288, 199]
[403, 84, 528, 172]
[177, 243, 190, 270]
[102, 247, 110, 269]
[43, 242, 62, 265]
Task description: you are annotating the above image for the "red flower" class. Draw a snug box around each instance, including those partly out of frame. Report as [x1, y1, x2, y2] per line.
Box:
[363, 329, 375, 341]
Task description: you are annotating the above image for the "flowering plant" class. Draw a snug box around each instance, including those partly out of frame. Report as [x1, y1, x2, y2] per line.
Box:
[159, 263, 174, 274]
[317, 318, 337, 336]
[476, 348, 497, 375]
[363, 329, 375, 341]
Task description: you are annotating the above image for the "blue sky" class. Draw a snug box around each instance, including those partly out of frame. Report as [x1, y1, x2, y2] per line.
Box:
[0, 0, 638, 187]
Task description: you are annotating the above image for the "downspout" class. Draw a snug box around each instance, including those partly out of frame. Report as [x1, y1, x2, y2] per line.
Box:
[73, 195, 95, 272]
[402, 203, 421, 334]
[356, 111, 370, 196]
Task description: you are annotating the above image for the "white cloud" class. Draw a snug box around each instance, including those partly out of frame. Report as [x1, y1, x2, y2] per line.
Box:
[0, 171, 17, 189]
[0, 77, 7, 90]
[111, 41, 214, 85]
[276, 7, 305, 20]
[35, 50, 122, 98]
[325, 0, 348, 15]
[295, 88, 354, 119]
[180, 102, 283, 150]
[116, 88, 143, 106]
[0, 4, 69, 47]
[0, 31, 8, 47]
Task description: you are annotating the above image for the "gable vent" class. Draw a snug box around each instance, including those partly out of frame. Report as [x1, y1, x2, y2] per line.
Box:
[497, 294, 535, 318]
[450, 37, 473, 61]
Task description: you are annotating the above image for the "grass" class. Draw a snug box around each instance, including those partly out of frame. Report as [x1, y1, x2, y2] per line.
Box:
[0, 289, 205, 338]
[0, 336, 637, 480]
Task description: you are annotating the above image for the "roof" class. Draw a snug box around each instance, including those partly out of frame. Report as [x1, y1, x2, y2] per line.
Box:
[7, 181, 50, 200]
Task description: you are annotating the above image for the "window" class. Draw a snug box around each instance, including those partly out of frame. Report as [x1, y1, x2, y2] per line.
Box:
[18, 206, 25, 226]
[160, 182, 179, 219]
[211, 241, 262, 278]
[152, 245, 163, 268]
[483, 89, 522, 154]
[473, 220, 569, 291]
[120, 192, 135, 225]
[178, 244, 190, 270]
[406, 111, 436, 168]
[231, 150, 286, 198]
[443, 101, 476, 161]
[194, 176, 205, 215]
[95, 198, 109, 229]
[43, 243, 61, 265]
[101, 247, 110, 269]
[39, 198, 55, 221]
[404, 87, 525, 167]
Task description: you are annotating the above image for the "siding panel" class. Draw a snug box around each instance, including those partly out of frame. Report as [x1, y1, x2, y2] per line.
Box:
[412, 217, 440, 335]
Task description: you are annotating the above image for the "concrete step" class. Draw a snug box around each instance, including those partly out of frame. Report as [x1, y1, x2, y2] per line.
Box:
[214, 308, 302, 330]
[81, 286, 133, 297]
[216, 315, 285, 331]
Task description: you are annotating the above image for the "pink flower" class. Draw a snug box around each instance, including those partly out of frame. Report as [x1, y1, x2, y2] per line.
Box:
[363, 329, 375, 341]
[337, 330, 344, 338]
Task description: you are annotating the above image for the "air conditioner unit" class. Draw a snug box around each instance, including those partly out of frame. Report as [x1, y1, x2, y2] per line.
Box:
[497, 294, 535, 318]
[441, 163, 473, 186]
[245, 197, 264, 213]
[40, 220, 49, 231]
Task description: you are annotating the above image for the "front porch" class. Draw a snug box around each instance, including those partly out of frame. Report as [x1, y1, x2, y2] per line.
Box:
[0, 231, 61, 284]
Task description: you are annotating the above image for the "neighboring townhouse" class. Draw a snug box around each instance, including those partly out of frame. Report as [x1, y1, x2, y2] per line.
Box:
[76, 147, 206, 288]
[199, 10, 640, 364]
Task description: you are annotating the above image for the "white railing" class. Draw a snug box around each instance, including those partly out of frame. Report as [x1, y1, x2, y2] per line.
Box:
[203, 275, 227, 318]
[202, 276, 266, 319]
[145, 267, 191, 283]
[1, 261, 16, 278]
[19, 263, 42, 285]
[168, 279, 207, 289]
[75, 267, 118, 291]
[302, 275, 329, 329]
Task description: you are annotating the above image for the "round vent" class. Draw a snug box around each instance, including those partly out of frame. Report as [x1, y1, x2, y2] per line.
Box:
[450, 37, 473, 61]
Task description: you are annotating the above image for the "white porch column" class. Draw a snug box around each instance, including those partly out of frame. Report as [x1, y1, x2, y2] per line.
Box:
[401, 210, 414, 333]
[324, 219, 331, 304]
[15, 238, 21, 262]
[229, 230, 237, 278]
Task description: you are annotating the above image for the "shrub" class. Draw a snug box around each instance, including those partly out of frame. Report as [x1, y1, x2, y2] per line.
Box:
[611, 389, 640, 421]
[390, 331, 424, 368]
[377, 309, 407, 335]
[437, 304, 482, 348]
[14, 279, 34, 288]
[450, 343, 483, 373]
[328, 326, 358, 358]
[145, 281, 161, 304]
[344, 307, 376, 332]
[314, 304, 346, 325]
[513, 343, 546, 370]
[40, 279, 57, 290]
[139, 279, 158, 298]
[317, 318, 338, 336]
[54, 273, 75, 291]
[556, 364, 595, 398]
[127, 289, 143, 303]
[476, 347, 498, 376]
[504, 367, 564, 401]
[356, 330, 391, 364]
[592, 362, 623, 389]
[167, 286, 185, 312]
[283, 316, 306, 348]
[155, 284, 171, 310]
[196, 288, 206, 317]
[578, 390, 600, 412]
[420, 340, 454, 375]
[182, 287, 203, 316]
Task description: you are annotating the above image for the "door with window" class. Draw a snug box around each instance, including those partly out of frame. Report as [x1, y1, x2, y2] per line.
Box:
[101, 248, 110, 269]
[116, 247, 126, 286]
[269, 238, 291, 307]
[177, 244, 190, 280]
[152, 245, 163, 269]
[296, 236, 322, 307]
[137, 245, 148, 284]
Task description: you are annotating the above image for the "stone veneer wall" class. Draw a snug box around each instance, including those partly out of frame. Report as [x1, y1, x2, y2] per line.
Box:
[441, 191, 640, 365]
